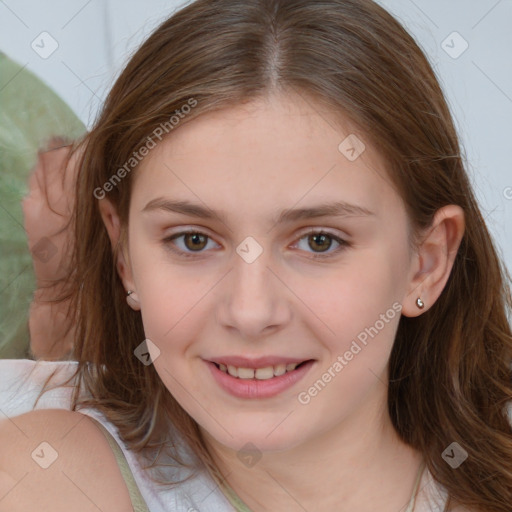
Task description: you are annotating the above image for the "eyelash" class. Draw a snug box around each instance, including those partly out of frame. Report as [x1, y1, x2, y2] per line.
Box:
[161, 228, 350, 260]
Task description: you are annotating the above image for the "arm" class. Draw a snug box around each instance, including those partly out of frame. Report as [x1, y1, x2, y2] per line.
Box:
[0, 409, 133, 511]
[21, 140, 83, 360]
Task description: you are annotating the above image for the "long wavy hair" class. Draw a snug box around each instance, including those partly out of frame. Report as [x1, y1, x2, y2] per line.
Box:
[37, 0, 512, 510]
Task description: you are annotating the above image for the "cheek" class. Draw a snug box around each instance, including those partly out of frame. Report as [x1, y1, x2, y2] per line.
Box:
[292, 248, 406, 345]
[291, 253, 405, 426]
[128, 240, 197, 345]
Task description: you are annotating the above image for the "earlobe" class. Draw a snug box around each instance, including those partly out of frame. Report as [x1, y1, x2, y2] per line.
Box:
[402, 205, 465, 317]
[126, 290, 141, 311]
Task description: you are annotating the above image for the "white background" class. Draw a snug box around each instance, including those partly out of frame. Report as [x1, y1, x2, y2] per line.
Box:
[1, 0, 511, 273]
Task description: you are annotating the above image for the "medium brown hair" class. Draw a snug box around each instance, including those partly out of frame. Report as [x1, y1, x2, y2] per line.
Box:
[39, 0, 512, 509]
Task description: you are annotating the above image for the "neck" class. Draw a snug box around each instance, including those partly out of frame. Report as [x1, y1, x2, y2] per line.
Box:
[202, 377, 424, 512]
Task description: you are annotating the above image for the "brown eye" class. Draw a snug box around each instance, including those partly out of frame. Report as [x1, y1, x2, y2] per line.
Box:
[307, 233, 333, 253]
[182, 232, 208, 251]
[294, 229, 349, 259]
[163, 229, 348, 260]
[162, 231, 217, 258]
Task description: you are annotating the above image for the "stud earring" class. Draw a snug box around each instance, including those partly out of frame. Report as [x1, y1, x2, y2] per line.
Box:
[416, 297, 425, 309]
[126, 290, 141, 311]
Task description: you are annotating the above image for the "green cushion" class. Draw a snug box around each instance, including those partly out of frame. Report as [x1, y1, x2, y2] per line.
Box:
[0, 52, 85, 358]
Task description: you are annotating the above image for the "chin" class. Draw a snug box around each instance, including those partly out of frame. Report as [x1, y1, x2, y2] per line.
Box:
[203, 421, 308, 454]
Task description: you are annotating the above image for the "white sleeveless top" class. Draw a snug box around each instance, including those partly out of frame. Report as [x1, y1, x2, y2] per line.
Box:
[1, 358, 488, 511]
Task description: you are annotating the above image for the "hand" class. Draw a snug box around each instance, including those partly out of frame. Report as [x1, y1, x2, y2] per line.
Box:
[21, 137, 84, 360]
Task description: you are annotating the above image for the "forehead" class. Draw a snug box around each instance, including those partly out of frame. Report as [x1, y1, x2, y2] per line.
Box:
[131, 93, 400, 221]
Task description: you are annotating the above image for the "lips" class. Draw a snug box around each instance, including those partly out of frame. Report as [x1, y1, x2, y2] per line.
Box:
[205, 357, 315, 399]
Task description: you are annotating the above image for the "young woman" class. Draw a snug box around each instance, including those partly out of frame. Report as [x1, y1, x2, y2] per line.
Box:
[1, 0, 511, 511]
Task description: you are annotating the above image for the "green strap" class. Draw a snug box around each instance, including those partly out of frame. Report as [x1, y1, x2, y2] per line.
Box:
[218, 481, 253, 512]
[207, 469, 253, 512]
[92, 414, 251, 511]
[89, 415, 425, 512]
[90, 417, 151, 512]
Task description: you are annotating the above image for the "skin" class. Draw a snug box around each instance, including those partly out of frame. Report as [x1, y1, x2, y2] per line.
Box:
[0, 409, 133, 511]
[99, 91, 465, 511]
[1, 145, 130, 510]
[0, 91, 464, 511]
[21, 141, 82, 360]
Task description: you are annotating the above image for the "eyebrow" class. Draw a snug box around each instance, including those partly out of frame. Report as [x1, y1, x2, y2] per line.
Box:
[141, 198, 375, 224]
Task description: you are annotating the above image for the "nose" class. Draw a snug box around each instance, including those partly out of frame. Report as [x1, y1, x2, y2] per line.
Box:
[215, 244, 291, 341]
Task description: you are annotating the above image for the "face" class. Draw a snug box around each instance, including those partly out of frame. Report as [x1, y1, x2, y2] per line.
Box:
[122, 92, 415, 454]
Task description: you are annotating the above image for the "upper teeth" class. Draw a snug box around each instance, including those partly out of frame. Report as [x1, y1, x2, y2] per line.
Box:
[218, 363, 300, 380]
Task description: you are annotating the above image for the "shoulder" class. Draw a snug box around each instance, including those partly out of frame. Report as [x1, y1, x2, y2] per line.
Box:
[0, 408, 133, 511]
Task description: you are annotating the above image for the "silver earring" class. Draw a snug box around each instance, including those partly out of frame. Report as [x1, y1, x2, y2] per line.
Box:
[416, 297, 425, 309]
[126, 290, 141, 310]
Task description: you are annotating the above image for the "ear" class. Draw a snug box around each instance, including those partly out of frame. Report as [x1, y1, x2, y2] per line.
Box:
[98, 198, 140, 310]
[401, 204, 465, 317]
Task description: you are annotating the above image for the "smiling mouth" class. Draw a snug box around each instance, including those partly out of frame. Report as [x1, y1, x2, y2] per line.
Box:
[211, 360, 313, 380]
